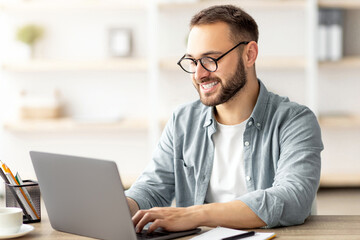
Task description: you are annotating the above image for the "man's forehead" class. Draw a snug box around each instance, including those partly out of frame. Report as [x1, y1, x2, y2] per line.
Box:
[186, 22, 233, 57]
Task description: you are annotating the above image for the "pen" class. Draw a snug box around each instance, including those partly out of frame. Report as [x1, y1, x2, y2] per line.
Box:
[221, 231, 255, 240]
[1, 160, 40, 219]
[0, 161, 33, 220]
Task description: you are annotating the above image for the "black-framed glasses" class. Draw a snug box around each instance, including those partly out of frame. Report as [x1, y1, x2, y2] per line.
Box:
[177, 41, 249, 74]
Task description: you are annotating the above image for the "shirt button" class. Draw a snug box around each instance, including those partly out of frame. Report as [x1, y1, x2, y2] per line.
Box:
[244, 141, 250, 147]
[248, 121, 253, 126]
[246, 176, 251, 181]
[256, 123, 261, 127]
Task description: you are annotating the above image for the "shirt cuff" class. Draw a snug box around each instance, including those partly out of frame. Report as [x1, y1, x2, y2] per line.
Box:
[238, 190, 284, 228]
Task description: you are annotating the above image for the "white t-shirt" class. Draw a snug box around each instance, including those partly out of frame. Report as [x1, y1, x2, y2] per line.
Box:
[205, 120, 248, 203]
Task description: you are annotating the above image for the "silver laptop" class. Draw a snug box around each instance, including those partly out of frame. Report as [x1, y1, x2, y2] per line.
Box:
[30, 151, 201, 240]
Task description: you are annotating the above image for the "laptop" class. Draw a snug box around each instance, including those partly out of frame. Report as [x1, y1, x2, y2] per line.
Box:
[30, 151, 201, 240]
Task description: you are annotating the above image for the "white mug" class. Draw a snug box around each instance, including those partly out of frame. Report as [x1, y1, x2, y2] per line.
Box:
[0, 207, 23, 235]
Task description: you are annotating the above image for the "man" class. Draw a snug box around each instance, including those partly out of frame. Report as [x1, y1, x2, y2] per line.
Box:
[126, 5, 323, 233]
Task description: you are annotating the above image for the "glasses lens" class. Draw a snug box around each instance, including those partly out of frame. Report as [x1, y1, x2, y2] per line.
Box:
[200, 57, 217, 72]
[179, 58, 197, 73]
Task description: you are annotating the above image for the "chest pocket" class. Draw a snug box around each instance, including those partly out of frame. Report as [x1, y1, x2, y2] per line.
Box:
[175, 158, 194, 178]
[174, 158, 196, 206]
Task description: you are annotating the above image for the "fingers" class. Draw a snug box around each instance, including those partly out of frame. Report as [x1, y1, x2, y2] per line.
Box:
[133, 210, 163, 233]
[132, 210, 145, 226]
[132, 208, 161, 226]
[132, 207, 190, 234]
[147, 219, 164, 233]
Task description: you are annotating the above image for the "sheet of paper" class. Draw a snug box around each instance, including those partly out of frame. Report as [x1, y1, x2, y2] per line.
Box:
[190, 227, 276, 240]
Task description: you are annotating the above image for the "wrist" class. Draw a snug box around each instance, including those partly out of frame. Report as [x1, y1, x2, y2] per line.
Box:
[127, 197, 139, 216]
[187, 204, 211, 227]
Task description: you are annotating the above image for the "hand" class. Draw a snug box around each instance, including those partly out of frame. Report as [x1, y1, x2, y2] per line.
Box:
[132, 206, 202, 233]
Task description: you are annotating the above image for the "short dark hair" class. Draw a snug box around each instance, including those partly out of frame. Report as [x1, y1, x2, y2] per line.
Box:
[190, 5, 259, 43]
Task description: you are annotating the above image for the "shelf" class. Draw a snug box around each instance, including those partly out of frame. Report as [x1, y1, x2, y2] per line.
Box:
[319, 57, 360, 69]
[0, 0, 309, 12]
[256, 56, 306, 70]
[1, 58, 148, 72]
[159, 0, 306, 10]
[319, 115, 360, 128]
[160, 56, 306, 71]
[3, 56, 307, 73]
[320, 173, 360, 187]
[3, 118, 149, 133]
[0, 0, 147, 12]
[319, 0, 360, 9]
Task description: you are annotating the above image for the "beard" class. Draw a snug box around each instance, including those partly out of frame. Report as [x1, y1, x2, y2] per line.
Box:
[195, 58, 247, 107]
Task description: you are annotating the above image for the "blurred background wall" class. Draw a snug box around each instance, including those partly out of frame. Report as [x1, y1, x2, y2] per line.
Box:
[0, 0, 359, 193]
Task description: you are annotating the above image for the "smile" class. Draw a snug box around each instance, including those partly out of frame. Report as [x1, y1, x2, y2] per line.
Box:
[201, 81, 219, 90]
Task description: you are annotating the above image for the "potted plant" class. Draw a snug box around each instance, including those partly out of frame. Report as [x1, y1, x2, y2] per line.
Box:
[16, 24, 44, 59]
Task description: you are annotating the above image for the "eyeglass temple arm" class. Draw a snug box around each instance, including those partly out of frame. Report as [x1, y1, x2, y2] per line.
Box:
[215, 41, 250, 62]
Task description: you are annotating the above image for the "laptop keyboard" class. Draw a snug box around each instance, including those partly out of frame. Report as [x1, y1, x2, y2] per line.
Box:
[136, 229, 169, 239]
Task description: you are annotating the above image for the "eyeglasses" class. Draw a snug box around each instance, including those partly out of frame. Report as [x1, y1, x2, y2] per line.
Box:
[177, 41, 249, 74]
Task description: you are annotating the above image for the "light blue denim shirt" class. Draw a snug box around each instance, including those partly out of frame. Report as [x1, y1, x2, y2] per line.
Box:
[126, 80, 323, 228]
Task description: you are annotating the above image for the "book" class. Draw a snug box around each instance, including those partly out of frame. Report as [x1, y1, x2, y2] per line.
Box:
[318, 8, 344, 61]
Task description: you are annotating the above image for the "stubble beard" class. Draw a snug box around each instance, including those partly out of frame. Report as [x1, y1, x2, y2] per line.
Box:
[196, 59, 247, 107]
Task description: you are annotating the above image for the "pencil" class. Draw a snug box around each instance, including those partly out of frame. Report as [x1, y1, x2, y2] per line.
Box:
[0, 160, 40, 219]
[0, 162, 33, 220]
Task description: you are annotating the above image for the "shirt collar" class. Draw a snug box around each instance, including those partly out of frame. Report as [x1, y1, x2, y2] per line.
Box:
[250, 79, 270, 131]
[203, 107, 215, 128]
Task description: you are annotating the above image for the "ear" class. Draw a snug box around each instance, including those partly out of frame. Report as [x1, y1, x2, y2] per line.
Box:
[243, 41, 258, 68]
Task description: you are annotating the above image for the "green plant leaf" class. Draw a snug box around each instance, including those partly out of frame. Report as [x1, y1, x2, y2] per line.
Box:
[16, 24, 44, 46]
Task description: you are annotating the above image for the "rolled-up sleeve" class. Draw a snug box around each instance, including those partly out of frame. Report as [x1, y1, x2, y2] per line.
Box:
[239, 107, 323, 228]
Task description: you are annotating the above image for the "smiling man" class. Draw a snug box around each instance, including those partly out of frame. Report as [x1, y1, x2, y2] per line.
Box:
[125, 5, 323, 233]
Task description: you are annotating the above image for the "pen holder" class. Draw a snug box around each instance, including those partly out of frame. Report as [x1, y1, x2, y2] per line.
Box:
[5, 180, 41, 223]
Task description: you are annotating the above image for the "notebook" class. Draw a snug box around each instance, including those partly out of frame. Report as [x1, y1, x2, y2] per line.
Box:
[30, 151, 201, 240]
[190, 227, 276, 240]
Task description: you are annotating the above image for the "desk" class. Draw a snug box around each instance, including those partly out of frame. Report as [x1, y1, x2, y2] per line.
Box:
[19, 215, 360, 239]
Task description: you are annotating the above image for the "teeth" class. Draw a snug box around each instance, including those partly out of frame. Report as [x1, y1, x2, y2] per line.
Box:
[202, 82, 218, 89]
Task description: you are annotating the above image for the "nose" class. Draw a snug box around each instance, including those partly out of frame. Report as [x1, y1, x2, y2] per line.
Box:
[194, 61, 210, 82]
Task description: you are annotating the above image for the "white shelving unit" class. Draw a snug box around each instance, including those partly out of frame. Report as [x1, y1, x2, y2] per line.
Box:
[0, 0, 147, 11]
[0, 0, 152, 187]
[319, 0, 360, 9]
[319, 115, 360, 129]
[160, 56, 307, 71]
[1, 58, 148, 72]
[320, 56, 360, 69]
[2, 118, 149, 133]
[158, 0, 307, 9]
[0, 0, 359, 187]
[0, 1, 151, 124]
[315, 1, 360, 186]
